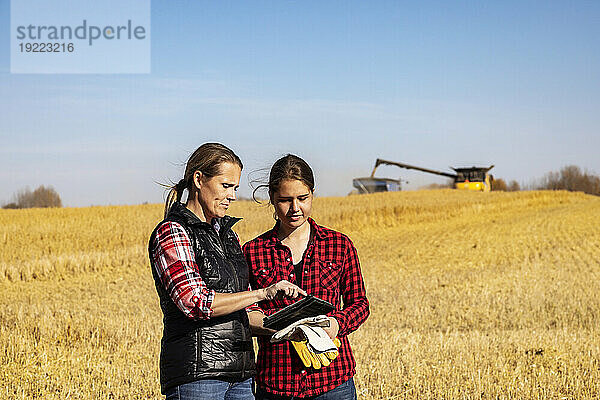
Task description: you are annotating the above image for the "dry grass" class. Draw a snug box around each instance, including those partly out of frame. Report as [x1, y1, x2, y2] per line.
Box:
[1, 190, 600, 399]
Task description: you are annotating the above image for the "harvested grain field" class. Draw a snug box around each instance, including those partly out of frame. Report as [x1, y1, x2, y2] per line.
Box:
[1, 190, 599, 399]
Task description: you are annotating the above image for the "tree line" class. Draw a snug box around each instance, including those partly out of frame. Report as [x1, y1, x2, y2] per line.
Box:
[2, 186, 62, 209]
[492, 165, 600, 196]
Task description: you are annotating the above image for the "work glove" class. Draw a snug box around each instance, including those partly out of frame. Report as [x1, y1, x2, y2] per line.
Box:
[291, 337, 341, 369]
[271, 315, 341, 369]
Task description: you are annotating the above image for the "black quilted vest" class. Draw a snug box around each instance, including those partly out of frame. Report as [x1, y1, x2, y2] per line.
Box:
[149, 202, 256, 394]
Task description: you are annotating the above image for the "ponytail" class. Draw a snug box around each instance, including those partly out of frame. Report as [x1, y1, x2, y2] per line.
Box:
[163, 178, 187, 218]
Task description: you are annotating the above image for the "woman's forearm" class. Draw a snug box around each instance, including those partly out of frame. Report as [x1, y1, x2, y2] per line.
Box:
[210, 289, 266, 317]
[210, 279, 306, 318]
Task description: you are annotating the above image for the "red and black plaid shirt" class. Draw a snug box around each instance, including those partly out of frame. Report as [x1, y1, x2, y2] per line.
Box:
[243, 218, 370, 398]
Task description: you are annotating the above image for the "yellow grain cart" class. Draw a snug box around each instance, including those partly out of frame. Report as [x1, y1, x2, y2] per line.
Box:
[452, 166, 494, 192]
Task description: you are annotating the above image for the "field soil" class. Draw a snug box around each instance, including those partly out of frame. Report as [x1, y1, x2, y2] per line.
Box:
[1, 190, 599, 399]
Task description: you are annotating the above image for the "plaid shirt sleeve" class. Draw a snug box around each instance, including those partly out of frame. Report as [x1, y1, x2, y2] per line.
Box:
[328, 236, 369, 337]
[151, 221, 215, 320]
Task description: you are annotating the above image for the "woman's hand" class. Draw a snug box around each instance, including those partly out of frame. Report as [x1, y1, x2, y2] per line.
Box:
[263, 279, 307, 300]
[248, 310, 277, 336]
[323, 317, 339, 339]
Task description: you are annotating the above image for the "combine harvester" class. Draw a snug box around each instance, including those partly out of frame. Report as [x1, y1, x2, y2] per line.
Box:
[353, 158, 494, 194]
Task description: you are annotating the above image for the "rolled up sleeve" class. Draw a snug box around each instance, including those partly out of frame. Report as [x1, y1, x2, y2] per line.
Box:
[151, 222, 215, 319]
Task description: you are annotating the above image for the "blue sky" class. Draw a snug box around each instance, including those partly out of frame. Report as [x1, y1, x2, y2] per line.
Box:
[1, 1, 599, 206]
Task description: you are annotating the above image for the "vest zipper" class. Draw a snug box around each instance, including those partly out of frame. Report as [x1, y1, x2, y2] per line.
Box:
[214, 219, 247, 375]
[210, 225, 241, 292]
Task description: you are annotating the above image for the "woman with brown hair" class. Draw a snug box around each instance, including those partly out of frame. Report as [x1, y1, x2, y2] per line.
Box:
[148, 143, 305, 400]
[244, 154, 370, 399]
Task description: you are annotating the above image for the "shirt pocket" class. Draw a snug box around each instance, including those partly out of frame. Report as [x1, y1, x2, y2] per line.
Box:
[252, 265, 277, 288]
[318, 259, 343, 290]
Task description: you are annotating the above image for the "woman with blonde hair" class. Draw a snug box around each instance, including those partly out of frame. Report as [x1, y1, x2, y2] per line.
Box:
[149, 143, 305, 400]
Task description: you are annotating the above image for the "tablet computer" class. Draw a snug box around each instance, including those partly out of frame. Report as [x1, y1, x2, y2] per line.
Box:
[263, 295, 335, 331]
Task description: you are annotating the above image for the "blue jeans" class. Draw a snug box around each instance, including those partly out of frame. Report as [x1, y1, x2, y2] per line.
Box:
[165, 378, 254, 400]
[255, 377, 357, 400]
